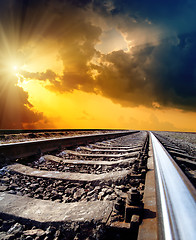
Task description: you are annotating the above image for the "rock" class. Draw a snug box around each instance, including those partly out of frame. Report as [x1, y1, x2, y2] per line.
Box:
[51, 190, 58, 196]
[115, 185, 125, 190]
[57, 186, 64, 192]
[80, 195, 87, 201]
[28, 133, 37, 138]
[29, 183, 39, 189]
[106, 188, 113, 194]
[23, 229, 45, 237]
[1, 177, 10, 184]
[73, 188, 85, 199]
[57, 151, 67, 157]
[114, 189, 123, 197]
[98, 192, 105, 200]
[8, 190, 16, 194]
[45, 226, 56, 236]
[101, 188, 108, 193]
[0, 232, 7, 239]
[90, 193, 98, 201]
[84, 183, 91, 189]
[34, 194, 40, 199]
[7, 222, 22, 235]
[0, 185, 8, 191]
[110, 193, 117, 200]
[70, 222, 79, 232]
[73, 233, 80, 240]
[25, 236, 34, 240]
[62, 196, 69, 202]
[103, 195, 114, 201]
[85, 190, 92, 197]
[43, 196, 50, 200]
[64, 188, 74, 195]
[38, 157, 45, 164]
[54, 229, 61, 238]
[9, 183, 18, 190]
[40, 167, 48, 171]
[94, 186, 101, 192]
[16, 191, 23, 196]
[3, 234, 15, 240]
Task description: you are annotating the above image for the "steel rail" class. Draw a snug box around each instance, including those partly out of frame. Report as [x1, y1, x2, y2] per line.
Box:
[150, 132, 196, 240]
[0, 131, 138, 161]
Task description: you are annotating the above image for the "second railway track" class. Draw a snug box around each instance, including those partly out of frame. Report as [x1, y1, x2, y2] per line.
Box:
[0, 130, 195, 240]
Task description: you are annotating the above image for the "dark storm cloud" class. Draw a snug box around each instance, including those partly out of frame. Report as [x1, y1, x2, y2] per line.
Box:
[94, 32, 196, 110]
[143, 33, 196, 110]
[0, 74, 45, 129]
[88, 0, 196, 111]
[112, 0, 196, 26]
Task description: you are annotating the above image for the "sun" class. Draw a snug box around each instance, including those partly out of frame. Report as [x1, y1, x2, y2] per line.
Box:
[12, 65, 18, 71]
[11, 65, 20, 77]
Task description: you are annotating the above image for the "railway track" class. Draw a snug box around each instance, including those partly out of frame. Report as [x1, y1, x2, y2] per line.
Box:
[0, 130, 195, 240]
[152, 132, 196, 188]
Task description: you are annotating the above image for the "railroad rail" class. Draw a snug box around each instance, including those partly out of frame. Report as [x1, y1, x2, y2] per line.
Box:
[0, 130, 195, 239]
[0, 130, 137, 162]
[152, 132, 196, 188]
[150, 132, 196, 240]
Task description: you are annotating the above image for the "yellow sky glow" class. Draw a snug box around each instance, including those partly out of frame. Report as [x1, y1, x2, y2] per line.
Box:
[19, 79, 196, 131]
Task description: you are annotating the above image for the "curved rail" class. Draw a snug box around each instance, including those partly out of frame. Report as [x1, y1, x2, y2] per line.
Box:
[150, 132, 196, 240]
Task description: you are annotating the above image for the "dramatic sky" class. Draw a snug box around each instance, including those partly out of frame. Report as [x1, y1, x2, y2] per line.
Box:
[0, 0, 196, 131]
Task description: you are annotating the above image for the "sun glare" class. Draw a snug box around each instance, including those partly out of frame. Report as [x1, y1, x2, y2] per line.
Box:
[13, 65, 18, 71]
[11, 65, 20, 77]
